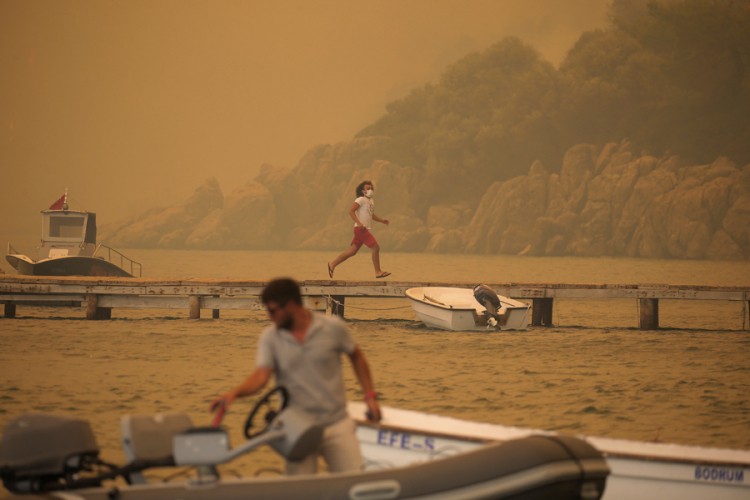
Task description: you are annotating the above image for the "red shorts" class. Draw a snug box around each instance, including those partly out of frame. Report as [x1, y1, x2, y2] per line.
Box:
[351, 226, 378, 249]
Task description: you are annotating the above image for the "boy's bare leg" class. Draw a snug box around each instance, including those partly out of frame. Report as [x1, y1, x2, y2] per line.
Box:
[329, 244, 359, 274]
[371, 245, 382, 275]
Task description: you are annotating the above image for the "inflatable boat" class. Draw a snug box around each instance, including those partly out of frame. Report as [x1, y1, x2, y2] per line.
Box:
[0, 390, 608, 499]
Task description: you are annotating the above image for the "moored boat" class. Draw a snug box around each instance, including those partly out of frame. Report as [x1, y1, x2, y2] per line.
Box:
[349, 402, 750, 500]
[0, 393, 609, 499]
[405, 285, 530, 331]
[5, 192, 141, 278]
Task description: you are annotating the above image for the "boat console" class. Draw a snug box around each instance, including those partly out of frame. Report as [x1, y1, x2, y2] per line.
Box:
[0, 390, 324, 494]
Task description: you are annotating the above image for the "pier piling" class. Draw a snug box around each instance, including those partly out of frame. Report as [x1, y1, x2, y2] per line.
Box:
[188, 295, 201, 320]
[330, 295, 346, 318]
[639, 298, 659, 330]
[212, 295, 220, 319]
[3, 302, 16, 318]
[531, 298, 554, 327]
[86, 294, 111, 320]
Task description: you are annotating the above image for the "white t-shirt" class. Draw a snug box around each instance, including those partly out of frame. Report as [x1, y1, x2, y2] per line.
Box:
[353, 196, 374, 229]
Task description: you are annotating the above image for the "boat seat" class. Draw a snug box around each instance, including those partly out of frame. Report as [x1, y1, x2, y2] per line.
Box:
[423, 294, 447, 306]
[120, 413, 194, 482]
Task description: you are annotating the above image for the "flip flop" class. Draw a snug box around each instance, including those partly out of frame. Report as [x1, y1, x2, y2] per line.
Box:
[327, 263, 334, 279]
[376, 271, 391, 279]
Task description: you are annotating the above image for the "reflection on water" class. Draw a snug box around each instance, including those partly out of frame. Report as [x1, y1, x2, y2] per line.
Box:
[1, 251, 749, 481]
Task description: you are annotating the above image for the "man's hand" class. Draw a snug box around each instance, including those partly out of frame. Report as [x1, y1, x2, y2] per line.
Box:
[210, 392, 236, 413]
[365, 396, 382, 423]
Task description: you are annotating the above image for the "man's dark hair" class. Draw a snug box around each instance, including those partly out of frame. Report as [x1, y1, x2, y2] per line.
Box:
[261, 278, 303, 306]
[355, 180, 373, 198]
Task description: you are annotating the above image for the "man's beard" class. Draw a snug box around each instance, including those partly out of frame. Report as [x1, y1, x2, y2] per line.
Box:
[278, 313, 294, 331]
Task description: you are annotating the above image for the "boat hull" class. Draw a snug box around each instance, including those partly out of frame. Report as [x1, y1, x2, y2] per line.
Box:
[349, 403, 750, 500]
[405, 286, 530, 331]
[6, 255, 134, 278]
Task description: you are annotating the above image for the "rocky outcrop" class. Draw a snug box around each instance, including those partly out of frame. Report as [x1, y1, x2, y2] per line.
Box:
[184, 181, 278, 249]
[463, 142, 750, 260]
[103, 177, 224, 248]
[103, 139, 750, 260]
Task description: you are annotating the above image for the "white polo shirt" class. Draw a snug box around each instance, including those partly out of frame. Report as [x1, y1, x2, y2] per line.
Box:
[256, 313, 356, 426]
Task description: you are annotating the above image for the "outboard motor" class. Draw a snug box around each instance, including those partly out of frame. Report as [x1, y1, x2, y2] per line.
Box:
[473, 284, 503, 327]
[0, 414, 103, 493]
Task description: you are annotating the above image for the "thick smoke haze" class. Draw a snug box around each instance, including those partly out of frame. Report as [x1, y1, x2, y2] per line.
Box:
[1, 0, 607, 251]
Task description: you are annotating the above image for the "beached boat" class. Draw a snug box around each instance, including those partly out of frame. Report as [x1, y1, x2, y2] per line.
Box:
[405, 285, 530, 331]
[349, 402, 750, 500]
[0, 392, 609, 499]
[5, 192, 141, 277]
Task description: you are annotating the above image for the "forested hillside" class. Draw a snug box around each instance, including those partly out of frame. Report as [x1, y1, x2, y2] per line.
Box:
[356, 0, 749, 213]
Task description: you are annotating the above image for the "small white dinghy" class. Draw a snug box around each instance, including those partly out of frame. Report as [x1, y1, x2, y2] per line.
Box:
[405, 285, 530, 331]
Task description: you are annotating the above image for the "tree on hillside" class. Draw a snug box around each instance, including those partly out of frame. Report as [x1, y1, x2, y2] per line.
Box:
[360, 38, 562, 211]
[558, 28, 675, 152]
[428, 39, 561, 196]
[622, 0, 750, 163]
[567, 0, 750, 162]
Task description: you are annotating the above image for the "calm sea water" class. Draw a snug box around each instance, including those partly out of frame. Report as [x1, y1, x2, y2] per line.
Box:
[1, 250, 749, 485]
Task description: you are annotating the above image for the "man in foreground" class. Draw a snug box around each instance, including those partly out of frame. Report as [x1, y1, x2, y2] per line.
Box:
[211, 277, 382, 475]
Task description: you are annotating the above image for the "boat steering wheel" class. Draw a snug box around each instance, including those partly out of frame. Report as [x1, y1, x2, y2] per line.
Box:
[243, 386, 289, 439]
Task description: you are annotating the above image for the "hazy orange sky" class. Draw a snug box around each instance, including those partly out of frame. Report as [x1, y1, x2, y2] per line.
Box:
[1, 0, 608, 250]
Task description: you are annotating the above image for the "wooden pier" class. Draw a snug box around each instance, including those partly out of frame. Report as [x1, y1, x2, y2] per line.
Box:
[0, 275, 748, 330]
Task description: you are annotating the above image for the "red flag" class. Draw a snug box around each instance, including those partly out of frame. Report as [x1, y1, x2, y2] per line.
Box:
[49, 194, 66, 210]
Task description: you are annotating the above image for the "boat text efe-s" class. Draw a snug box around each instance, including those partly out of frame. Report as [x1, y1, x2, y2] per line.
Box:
[0, 387, 609, 500]
[5, 192, 141, 277]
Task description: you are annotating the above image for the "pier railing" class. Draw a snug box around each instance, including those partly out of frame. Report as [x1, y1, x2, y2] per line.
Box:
[93, 244, 143, 277]
[0, 276, 747, 329]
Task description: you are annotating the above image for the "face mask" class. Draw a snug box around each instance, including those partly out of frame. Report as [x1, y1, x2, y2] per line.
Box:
[364, 189, 374, 198]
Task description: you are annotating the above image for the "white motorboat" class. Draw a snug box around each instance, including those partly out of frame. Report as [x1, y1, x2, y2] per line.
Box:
[0, 389, 609, 499]
[5, 192, 142, 277]
[405, 285, 530, 331]
[349, 402, 750, 500]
